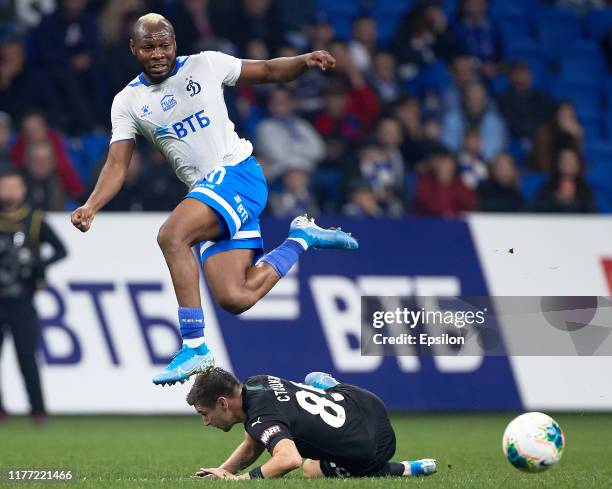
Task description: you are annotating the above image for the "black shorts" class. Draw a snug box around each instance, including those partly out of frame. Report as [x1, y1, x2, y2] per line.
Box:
[319, 388, 396, 478]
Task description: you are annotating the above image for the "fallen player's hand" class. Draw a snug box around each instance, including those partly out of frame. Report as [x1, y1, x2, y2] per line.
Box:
[305, 50, 336, 71]
[71, 205, 95, 232]
[195, 467, 237, 480]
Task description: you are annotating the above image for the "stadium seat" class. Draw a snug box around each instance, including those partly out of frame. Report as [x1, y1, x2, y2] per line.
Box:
[317, 0, 363, 17]
[550, 80, 603, 112]
[328, 15, 353, 41]
[559, 41, 607, 79]
[374, 15, 401, 45]
[521, 172, 547, 200]
[488, 2, 528, 21]
[370, 0, 413, 16]
[584, 141, 612, 166]
[498, 18, 533, 47]
[503, 39, 545, 64]
[603, 111, 612, 139]
[535, 9, 583, 60]
[587, 7, 612, 40]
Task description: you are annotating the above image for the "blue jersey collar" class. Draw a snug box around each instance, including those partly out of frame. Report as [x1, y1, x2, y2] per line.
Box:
[138, 56, 189, 87]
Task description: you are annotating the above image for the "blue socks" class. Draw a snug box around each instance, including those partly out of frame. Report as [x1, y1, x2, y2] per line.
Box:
[178, 307, 205, 347]
[261, 238, 306, 278]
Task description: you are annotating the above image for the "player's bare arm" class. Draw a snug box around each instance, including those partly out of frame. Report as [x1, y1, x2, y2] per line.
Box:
[196, 431, 264, 477]
[239, 51, 336, 85]
[199, 438, 302, 480]
[70, 139, 135, 232]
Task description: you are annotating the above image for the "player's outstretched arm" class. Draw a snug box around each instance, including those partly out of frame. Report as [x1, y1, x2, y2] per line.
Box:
[196, 431, 264, 477]
[238, 51, 336, 85]
[70, 139, 135, 232]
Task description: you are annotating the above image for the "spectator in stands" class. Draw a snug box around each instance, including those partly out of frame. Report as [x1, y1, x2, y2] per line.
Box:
[306, 17, 335, 53]
[354, 144, 404, 217]
[31, 0, 102, 133]
[441, 53, 480, 111]
[478, 153, 523, 212]
[222, 0, 285, 55]
[22, 141, 67, 211]
[0, 37, 59, 126]
[394, 97, 428, 170]
[342, 180, 403, 217]
[368, 52, 403, 106]
[10, 111, 84, 199]
[529, 101, 584, 172]
[315, 80, 362, 143]
[163, 0, 223, 53]
[457, 128, 488, 189]
[390, 0, 460, 78]
[269, 167, 319, 218]
[103, 149, 146, 211]
[531, 148, 597, 213]
[375, 117, 406, 183]
[328, 42, 381, 132]
[0, 112, 12, 171]
[414, 148, 478, 216]
[452, 0, 501, 77]
[14, 0, 56, 30]
[256, 87, 324, 181]
[498, 62, 554, 142]
[442, 82, 507, 160]
[348, 15, 378, 73]
[278, 45, 327, 115]
[140, 149, 188, 211]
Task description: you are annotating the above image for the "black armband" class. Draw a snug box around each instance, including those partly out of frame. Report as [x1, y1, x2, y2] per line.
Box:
[248, 466, 265, 479]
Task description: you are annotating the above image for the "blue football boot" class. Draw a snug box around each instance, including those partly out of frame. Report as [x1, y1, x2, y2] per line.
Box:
[400, 459, 437, 476]
[289, 215, 358, 250]
[304, 371, 340, 390]
[152, 343, 214, 386]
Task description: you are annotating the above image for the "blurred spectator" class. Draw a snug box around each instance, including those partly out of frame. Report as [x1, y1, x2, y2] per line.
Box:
[22, 140, 66, 210]
[442, 82, 507, 160]
[0, 112, 12, 170]
[31, 0, 102, 133]
[498, 62, 554, 141]
[414, 148, 478, 216]
[315, 81, 362, 143]
[342, 180, 403, 217]
[391, 0, 460, 78]
[14, 0, 56, 30]
[368, 52, 403, 106]
[478, 153, 523, 212]
[531, 148, 597, 213]
[457, 128, 488, 189]
[269, 168, 319, 217]
[275, 0, 317, 35]
[394, 97, 427, 169]
[306, 17, 335, 52]
[348, 15, 378, 73]
[222, 0, 285, 54]
[140, 150, 188, 211]
[256, 87, 324, 181]
[452, 0, 500, 77]
[328, 42, 381, 132]
[529, 101, 583, 172]
[0, 37, 59, 125]
[163, 0, 223, 53]
[441, 54, 480, 111]
[10, 111, 84, 198]
[99, 0, 143, 104]
[375, 117, 406, 181]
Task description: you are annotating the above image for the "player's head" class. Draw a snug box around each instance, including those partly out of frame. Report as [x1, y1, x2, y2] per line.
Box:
[186, 368, 244, 432]
[129, 13, 177, 83]
[0, 169, 27, 212]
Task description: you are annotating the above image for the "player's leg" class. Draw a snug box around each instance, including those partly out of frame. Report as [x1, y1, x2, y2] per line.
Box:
[153, 199, 222, 386]
[302, 459, 325, 478]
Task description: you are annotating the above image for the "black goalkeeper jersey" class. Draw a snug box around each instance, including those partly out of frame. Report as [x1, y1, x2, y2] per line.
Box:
[242, 375, 396, 471]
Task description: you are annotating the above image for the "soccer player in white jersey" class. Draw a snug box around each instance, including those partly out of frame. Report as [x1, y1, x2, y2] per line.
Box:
[70, 14, 358, 386]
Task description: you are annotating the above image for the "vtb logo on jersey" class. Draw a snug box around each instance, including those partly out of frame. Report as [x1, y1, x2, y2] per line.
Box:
[186, 76, 201, 97]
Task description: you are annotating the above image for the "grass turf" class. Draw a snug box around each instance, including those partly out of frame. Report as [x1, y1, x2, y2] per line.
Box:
[0, 414, 611, 488]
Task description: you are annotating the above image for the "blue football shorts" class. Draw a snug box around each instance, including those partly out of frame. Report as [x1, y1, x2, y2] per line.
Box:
[185, 156, 268, 266]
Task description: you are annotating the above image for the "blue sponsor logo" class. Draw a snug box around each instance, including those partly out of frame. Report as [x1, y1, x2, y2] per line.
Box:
[172, 109, 210, 139]
[160, 94, 177, 112]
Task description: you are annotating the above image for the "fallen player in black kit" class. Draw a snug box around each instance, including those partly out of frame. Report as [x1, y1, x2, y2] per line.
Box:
[186, 368, 436, 479]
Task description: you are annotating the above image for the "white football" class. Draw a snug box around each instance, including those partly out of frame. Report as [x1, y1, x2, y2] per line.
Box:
[502, 412, 565, 472]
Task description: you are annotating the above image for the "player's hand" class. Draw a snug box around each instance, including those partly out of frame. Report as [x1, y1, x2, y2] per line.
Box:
[305, 50, 336, 72]
[195, 467, 237, 480]
[71, 205, 95, 232]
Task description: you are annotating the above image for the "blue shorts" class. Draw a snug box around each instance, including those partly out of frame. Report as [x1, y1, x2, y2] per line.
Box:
[185, 156, 268, 266]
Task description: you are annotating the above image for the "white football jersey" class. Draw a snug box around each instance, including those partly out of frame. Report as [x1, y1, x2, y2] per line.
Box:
[110, 51, 253, 187]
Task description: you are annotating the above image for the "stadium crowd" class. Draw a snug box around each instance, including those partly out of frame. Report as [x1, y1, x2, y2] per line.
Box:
[1, 0, 612, 216]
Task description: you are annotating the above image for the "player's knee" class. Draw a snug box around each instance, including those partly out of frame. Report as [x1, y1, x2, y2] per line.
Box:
[302, 459, 322, 479]
[216, 290, 254, 315]
[157, 224, 182, 253]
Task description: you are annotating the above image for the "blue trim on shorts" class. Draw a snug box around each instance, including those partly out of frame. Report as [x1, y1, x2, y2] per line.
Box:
[186, 191, 239, 237]
[199, 237, 264, 266]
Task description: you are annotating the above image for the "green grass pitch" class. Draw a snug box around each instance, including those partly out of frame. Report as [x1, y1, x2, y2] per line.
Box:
[1, 414, 611, 488]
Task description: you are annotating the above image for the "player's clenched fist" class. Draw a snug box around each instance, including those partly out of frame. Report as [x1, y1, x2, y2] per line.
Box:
[305, 50, 336, 71]
[71, 205, 95, 232]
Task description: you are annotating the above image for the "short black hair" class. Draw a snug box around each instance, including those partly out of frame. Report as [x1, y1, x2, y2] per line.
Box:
[0, 167, 23, 181]
[186, 368, 241, 408]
